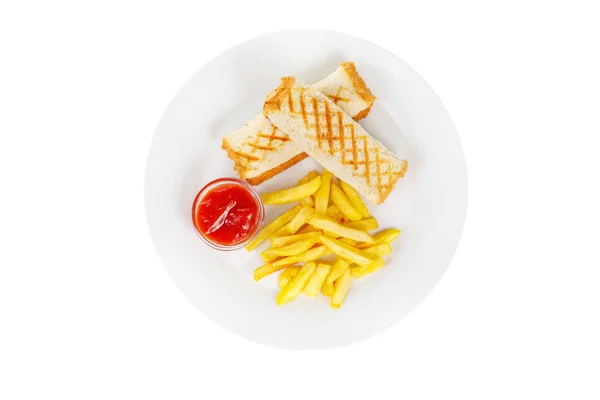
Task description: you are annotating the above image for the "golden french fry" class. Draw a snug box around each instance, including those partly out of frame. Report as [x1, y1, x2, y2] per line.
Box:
[296, 225, 319, 234]
[278, 266, 301, 288]
[286, 206, 314, 234]
[299, 172, 320, 206]
[356, 228, 399, 248]
[339, 180, 370, 219]
[308, 213, 374, 243]
[261, 176, 321, 205]
[351, 257, 385, 278]
[298, 171, 320, 185]
[343, 218, 379, 231]
[303, 263, 332, 297]
[373, 228, 402, 244]
[330, 182, 362, 221]
[322, 282, 333, 296]
[322, 257, 350, 296]
[254, 262, 293, 281]
[326, 204, 341, 218]
[300, 217, 350, 233]
[300, 196, 315, 208]
[246, 205, 302, 251]
[274, 206, 315, 237]
[314, 169, 333, 214]
[323, 230, 340, 238]
[277, 262, 317, 305]
[318, 209, 345, 227]
[324, 216, 352, 236]
[270, 231, 321, 248]
[331, 269, 352, 309]
[318, 235, 373, 265]
[271, 245, 331, 268]
[260, 238, 319, 262]
[361, 243, 392, 257]
[330, 212, 347, 224]
[322, 220, 350, 237]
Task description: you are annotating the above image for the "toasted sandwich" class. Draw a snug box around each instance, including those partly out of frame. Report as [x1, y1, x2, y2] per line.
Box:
[263, 77, 407, 204]
[222, 62, 375, 185]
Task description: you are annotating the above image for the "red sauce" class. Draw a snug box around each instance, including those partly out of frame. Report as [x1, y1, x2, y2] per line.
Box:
[193, 183, 261, 246]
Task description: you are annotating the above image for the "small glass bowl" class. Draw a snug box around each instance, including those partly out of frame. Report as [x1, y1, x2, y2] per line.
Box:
[191, 177, 265, 251]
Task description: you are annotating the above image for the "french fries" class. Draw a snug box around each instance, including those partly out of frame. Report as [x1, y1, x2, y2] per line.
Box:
[246, 205, 302, 251]
[361, 243, 393, 257]
[343, 218, 379, 232]
[296, 225, 318, 234]
[303, 263, 332, 297]
[373, 228, 402, 244]
[330, 212, 347, 224]
[298, 171, 320, 185]
[260, 238, 319, 262]
[277, 262, 317, 305]
[351, 257, 385, 278]
[339, 180, 370, 219]
[261, 176, 321, 205]
[308, 213, 375, 243]
[323, 230, 339, 238]
[298, 171, 320, 207]
[249, 168, 403, 309]
[275, 205, 314, 236]
[293, 211, 354, 236]
[322, 257, 350, 296]
[326, 204, 341, 218]
[322, 283, 334, 297]
[300, 196, 315, 208]
[254, 262, 293, 281]
[318, 235, 373, 265]
[314, 169, 333, 214]
[339, 238, 357, 246]
[330, 182, 362, 221]
[271, 245, 331, 268]
[270, 231, 321, 248]
[300, 211, 349, 232]
[331, 269, 352, 309]
[278, 266, 301, 288]
[322, 216, 349, 237]
[298, 171, 319, 208]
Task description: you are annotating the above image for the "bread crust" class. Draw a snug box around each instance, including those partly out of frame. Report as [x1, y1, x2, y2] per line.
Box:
[351, 103, 373, 121]
[221, 137, 308, 186]
[264, 76, 297, 115]
[221, 137, 250, 176]
[245, 152, 309, 185]
[340, 62, 376, 107]
[379, 160, 408, 203]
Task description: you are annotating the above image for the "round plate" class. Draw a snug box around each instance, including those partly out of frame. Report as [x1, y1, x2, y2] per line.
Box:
[145, 30, 467, 349]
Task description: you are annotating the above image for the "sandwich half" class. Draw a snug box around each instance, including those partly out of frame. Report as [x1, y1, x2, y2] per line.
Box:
[263, 77, 407, 204]
[222, 62, 375, 185]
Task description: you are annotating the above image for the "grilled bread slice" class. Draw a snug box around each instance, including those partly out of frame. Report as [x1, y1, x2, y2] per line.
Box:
[222, 115, 309, 185]
[263, 77, 407, 204]
[311, 62, 375, 120]
[222, 62, 375, 185]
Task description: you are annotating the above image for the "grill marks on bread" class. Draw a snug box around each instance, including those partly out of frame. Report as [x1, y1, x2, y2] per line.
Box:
[263, 79, 407, 204]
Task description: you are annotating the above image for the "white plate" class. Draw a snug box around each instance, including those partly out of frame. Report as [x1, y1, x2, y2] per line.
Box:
[145, 30, 467, 349]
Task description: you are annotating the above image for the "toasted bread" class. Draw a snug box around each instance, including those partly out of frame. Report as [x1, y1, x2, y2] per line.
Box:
[221, 62, 375, 185]
[264, 77, 407, 204]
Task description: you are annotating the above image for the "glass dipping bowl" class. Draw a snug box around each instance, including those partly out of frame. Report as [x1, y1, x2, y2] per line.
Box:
[191, 177, 265, 251]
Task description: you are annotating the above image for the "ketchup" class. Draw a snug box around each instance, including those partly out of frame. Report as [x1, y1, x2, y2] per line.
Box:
[193, 183, 261, 246]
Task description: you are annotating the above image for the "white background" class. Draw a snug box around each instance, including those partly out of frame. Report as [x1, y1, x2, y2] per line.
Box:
[1, 1, 599, 399]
